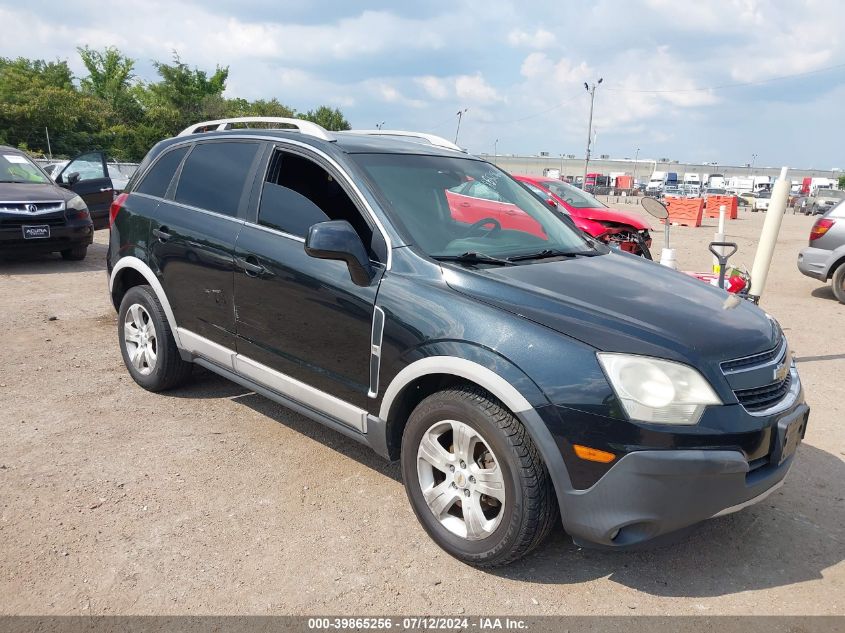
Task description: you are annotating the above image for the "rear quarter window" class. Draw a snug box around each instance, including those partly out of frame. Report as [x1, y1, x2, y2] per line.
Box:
[174, 141, 261, 216]
[135, 146, 189, 198]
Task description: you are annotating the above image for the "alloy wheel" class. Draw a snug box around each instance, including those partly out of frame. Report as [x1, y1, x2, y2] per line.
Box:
[416, 419, 506, 540]
[123, 303, 157, 376]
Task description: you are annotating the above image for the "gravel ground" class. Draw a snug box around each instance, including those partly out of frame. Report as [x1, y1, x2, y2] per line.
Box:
[0, 208, 843, 616]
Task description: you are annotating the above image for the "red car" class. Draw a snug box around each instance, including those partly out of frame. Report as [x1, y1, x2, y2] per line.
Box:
[445, 179, 546, 239]
[514, 175, 652, 256]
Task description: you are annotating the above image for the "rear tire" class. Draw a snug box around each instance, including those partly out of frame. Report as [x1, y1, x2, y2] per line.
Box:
[832, 265, 845, 305]
[118, 285, 192, 391]
[401, 386, 558, 567]
[61, 245, 87, 261]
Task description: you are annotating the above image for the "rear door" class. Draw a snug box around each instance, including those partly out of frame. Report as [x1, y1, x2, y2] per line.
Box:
[55, 151, 114, 228]
[148, 139, 264, 351]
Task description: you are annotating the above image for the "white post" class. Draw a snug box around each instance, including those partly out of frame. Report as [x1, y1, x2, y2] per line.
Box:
[712, 204, 726, 273]
[749, 167, 790, 301]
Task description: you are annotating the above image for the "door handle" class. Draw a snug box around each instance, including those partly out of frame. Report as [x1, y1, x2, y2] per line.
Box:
[99, 187, 113, 193]
[236, 255, 269, 277]
[152, 227, 171, 242]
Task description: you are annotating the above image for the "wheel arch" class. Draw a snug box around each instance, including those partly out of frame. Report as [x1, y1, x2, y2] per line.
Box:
[377, 355, 574, 497]
[824, 250, 845, 281]
[109, 256, 182, 348]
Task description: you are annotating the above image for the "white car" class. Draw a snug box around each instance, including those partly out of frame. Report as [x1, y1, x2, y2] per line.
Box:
[753, 191, 771, 212]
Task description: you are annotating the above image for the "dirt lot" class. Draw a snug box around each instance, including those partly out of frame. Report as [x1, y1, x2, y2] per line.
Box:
[1, 208, 843, 616]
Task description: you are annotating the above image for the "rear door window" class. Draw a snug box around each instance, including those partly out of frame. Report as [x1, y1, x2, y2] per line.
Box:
[175, 141, 260, 217]
[136, 146, 188, 198]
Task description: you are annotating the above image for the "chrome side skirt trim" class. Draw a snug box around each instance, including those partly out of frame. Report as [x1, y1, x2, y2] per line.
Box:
[178, 329, 368, 433]
[177, 328, 236, 371]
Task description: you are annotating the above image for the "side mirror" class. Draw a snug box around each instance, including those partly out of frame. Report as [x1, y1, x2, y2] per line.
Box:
[67, 172, 81, 186]
[305, 220, 374, 286]
[641, 196, 669, 220]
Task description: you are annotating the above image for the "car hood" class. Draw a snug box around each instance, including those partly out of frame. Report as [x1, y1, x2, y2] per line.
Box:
[0, 182, 75, 203]
[570, 205, 651, 231]
[443, 252, 778, 366]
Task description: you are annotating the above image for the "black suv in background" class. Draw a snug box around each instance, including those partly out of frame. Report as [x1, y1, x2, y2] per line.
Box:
[0, 146, 93, 260]
[107, 118, 808, 566]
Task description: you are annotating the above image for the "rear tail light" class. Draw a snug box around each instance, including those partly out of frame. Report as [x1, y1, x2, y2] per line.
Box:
[810, 218, 835, 242]
[109, 193, 129, 228]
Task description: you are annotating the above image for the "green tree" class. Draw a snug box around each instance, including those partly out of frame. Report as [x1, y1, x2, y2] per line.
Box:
[146, 53, 229, 134]
[78, 46, 141, 123]
[0, 57, 105, 156]
[301, 105, 351, 131]
[839, 174, 845, 190]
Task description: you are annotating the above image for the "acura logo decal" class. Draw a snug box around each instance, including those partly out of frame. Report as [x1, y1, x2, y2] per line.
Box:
[27, 203, 38, 213]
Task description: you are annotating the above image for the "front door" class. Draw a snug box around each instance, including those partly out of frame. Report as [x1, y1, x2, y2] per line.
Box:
[55, 151, 114, 228]
[233, 147, 385, 413]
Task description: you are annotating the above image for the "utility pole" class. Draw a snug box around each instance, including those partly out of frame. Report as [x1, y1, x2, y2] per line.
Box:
[454, 108, 468, 144]
[582, 78, 602, 189]
[45, 127, 52, 159]
[493, 138, 498, 164]
[632, 147, 640, 193]
[749, 153, 757, 176]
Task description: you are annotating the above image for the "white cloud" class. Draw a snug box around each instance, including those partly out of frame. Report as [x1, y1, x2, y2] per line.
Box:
[507, 28, 556, 49]
[414, 75, 450, 100]
[455, 73, 503, 104]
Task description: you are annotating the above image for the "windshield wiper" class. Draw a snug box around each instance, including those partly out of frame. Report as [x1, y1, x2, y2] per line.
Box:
[507, 248, 600, 262]
[432, 251, 515, 266]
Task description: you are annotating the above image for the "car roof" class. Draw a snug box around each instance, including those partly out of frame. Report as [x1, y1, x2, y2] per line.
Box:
[155, 129, 478, 160]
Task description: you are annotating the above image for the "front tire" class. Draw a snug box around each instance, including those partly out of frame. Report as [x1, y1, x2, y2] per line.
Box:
[832, 265, 845, 304]
[61, 245, 88, 260]
[118, 285, 192, 391]
[401, 387, 557, 567]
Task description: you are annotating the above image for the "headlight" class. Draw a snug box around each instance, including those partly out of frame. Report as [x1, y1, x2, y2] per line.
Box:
[597, 353, 721, 425]
[66, 195, 87, 212]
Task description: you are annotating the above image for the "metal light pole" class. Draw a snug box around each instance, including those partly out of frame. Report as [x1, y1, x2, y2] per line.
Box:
[376, 121, 385, 130]
[494, 138, 498, 164]
[45, 127, 52, 160]
[749, 153, 757, 176]
[632, 147, 640, 193]
[454, 108, 468, 144]
[582, 78, 602, 189]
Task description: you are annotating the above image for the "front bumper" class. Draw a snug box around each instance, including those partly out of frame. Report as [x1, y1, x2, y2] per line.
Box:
[797, 246, 831, 280]
[0, 221, 93, 256]
[559, 402, 809, 548]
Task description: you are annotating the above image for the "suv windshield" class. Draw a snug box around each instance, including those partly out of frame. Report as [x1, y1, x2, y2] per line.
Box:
[542, 180, 607, 209]
[353, 154, 593, 260]
[0, 152, 49, 184]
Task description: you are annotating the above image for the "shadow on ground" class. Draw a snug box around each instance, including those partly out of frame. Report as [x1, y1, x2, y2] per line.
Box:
[0, 240, 108, 274]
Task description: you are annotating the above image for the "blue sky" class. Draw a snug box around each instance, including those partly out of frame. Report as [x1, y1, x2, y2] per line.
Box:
[1, 0, 843, 168]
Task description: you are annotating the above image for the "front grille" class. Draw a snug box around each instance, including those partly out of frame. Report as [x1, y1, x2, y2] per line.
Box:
[734, 373, 792, 413]
[721, 338, 783, 372]
[0, 200, 65, 214]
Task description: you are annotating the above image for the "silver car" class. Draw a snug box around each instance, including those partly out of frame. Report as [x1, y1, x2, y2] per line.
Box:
[797, 200, 845, 303]
[807, 188, 845, 215]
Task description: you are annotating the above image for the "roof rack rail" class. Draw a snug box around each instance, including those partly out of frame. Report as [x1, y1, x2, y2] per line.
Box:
[177, 117, 333, 141]
[345, 130, 464, 152]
